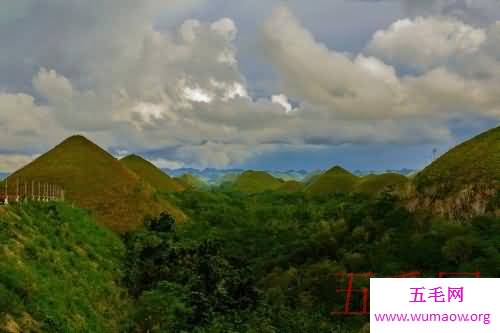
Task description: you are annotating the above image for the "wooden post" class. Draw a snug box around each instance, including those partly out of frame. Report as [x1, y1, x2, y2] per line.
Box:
[24, 182, 28, 202]
[37, 182, 41, 201]
[3, 179, 7, 205]
[32, 180, 35, 201]
[16, 179, 19, 202]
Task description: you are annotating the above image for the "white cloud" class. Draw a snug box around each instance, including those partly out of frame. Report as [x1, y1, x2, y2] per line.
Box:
[149, 158, 185, 169]
[1, 2, 499, 168]
[367, 16, 486, 70]
[272, 94, 293, 112]
[0, 153, 39, 172]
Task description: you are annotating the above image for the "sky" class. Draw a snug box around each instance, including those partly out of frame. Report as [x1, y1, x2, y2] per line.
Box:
[0, 0, 499, 172]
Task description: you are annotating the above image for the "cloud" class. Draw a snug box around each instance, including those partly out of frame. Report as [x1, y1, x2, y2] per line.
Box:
[149, 158, 185, 169]
[0, 93, 65, 151]
[272, 94, 293, 112]
[0, 1, 498, 169]
[367, 16, 486, 70]
[264, 6, 500, 117]
[0, 153, 39, 172]
[399, 0, 500, 26]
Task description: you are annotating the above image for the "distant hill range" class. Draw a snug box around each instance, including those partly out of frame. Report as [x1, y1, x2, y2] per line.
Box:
[408, 125, 499, 219]
[304, 166, 408, 195]
[0, 173, 8, 180]
[5, 135, 184, 232]
[163, 167, 415, 185]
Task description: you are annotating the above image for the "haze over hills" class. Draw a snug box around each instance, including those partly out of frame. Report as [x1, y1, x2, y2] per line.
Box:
[121, 154, 185, 193]
[410, 125, 500, 219]
[6, 135, 184, 232]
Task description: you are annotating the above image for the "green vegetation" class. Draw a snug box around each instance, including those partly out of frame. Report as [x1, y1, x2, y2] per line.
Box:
[305, 166, 358, 194]
[230, 170, 284, 193]
[355, 173, 408, 194]
[1, 187, 498, 332]
[6, 136, 184, 232]
[123, 189, 498, 332]
[121, 155, 186, 193]
[305, 168, 409, 196]
[1, 127, 498, 332]
[176, 174, 207, 190]
[0, 202, 129, 332]
[416, 126, 500, 195]
[277, 180, 304, 192]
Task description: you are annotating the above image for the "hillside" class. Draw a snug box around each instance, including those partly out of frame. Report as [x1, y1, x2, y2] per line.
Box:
[277, 180, 304, 192]
[305, 166, 358, 195]
[121, 155, 185, 193]
[231, 170, 284, 193]
[410, 126, 500, 218]
[175, 173, 207, 189]
[0, 203, 129, 332]
[355, 173, 408, 194]
[6, 135, 184, 232]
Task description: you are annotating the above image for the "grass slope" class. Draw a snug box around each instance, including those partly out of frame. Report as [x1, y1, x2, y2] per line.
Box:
[415, 126, 500, 195]
[305, 166, 358, 195]
[277, 180, 304, 192]
[355, 173, 408, 194]
[121, 154, 185, 193]
[6, 135, 183, 232]
[231, 171, 284, 193]
[176, 174, 207, 189]
[0, 203, 129, 332]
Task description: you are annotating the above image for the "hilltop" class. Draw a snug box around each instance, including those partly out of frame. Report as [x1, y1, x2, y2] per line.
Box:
[6, 135, 184, 232]
[304, 166, 358, 194]
[410, 126, 500, 218]
[231, 170, 284, 193]
[121, 154, 185, 193]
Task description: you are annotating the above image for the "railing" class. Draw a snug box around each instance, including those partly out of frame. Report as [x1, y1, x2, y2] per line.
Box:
[0, 179, 65, 205]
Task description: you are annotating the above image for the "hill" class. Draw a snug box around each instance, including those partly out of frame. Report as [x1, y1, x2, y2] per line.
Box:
[231, 171, 284, 193]
[355, 173, 408, 194]
[277, 180, 304, 192]
[121, 155, 185, 193]
[6, 135, 184, 232]
[304, 166, 358, 195]
[0, 203, 129, 332]
[175, 173, 207, 189]
[410, 126, 500, 218]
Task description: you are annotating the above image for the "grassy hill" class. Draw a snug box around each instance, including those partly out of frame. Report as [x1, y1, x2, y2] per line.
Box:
[411, 125, 499, 218]
[305, 166, 358, 195]
[6, 135, 184, 232]
[0, 203, 129, 332]
[277, 180, 304, 192]
[415, 126, 500, 194]
[121, 155, 185, 193]
[176, 174, 207, 189]
[231, 171, 284, 193]
[355, 173, 408, 194]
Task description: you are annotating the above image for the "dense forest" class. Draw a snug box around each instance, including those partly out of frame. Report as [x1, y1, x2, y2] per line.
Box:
[123, 189, 499, 332]
[1, 188, 499, 332]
